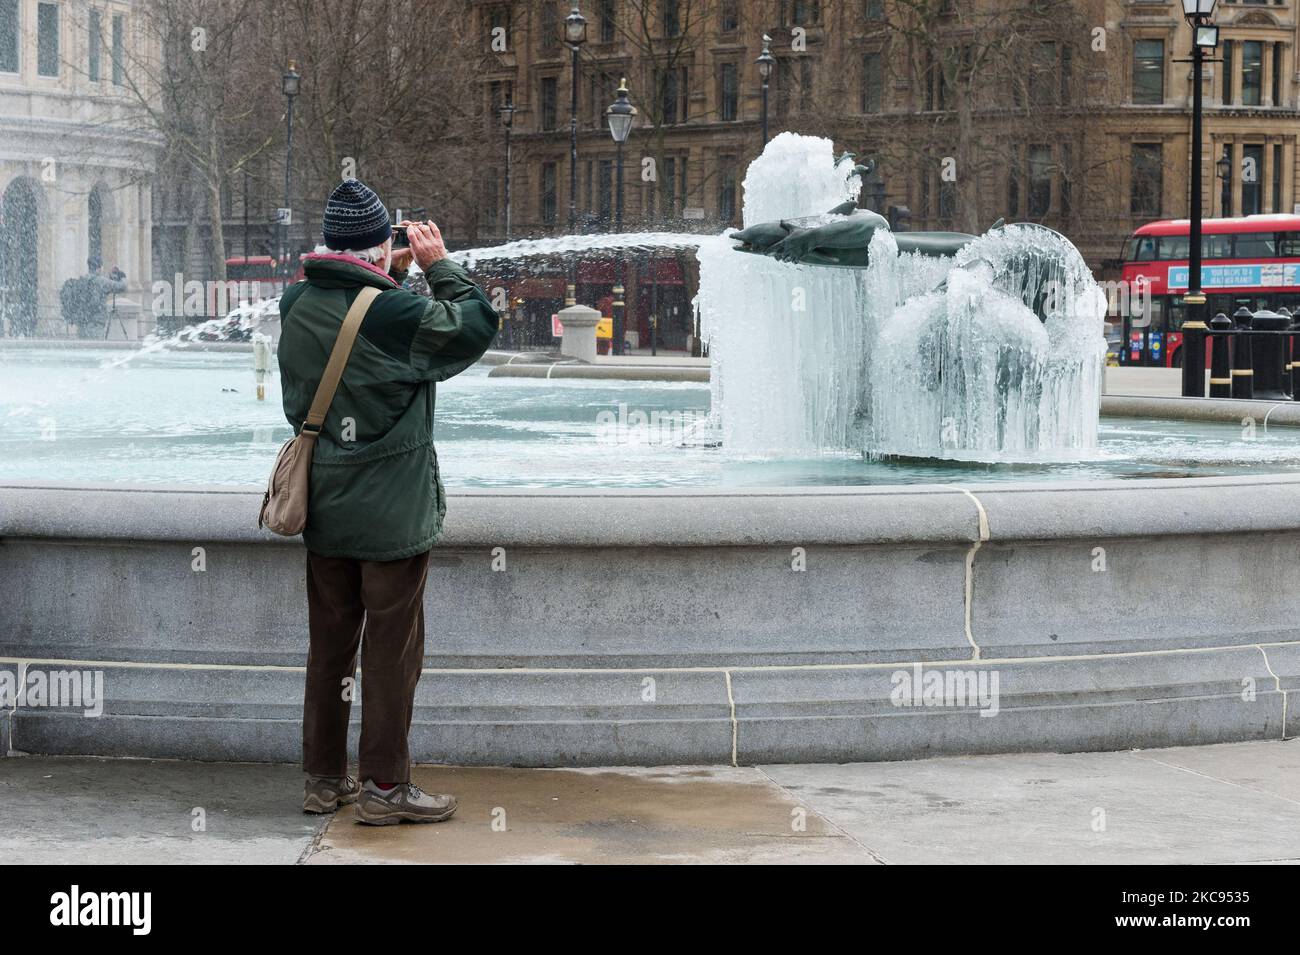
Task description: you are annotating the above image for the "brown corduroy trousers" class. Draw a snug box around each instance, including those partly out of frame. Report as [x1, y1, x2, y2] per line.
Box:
[302, 549, 431, 785]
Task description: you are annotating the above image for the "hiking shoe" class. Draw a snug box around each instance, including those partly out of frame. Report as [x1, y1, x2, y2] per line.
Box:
[303, 775, 361, 814]
[355, 780, 457, 825]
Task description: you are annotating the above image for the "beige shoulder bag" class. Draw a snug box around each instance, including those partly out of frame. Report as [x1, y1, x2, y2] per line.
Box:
[258, 286, 381, 536]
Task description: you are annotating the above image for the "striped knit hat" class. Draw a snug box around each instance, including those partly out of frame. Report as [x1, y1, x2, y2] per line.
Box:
[321, 178, 392, 251]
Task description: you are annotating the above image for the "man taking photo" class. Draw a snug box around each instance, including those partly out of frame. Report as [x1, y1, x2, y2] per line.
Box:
[277, 178, 498, 825]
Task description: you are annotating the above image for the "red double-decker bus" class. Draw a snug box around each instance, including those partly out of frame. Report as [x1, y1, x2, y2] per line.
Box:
[1118, 214, 1300, 366]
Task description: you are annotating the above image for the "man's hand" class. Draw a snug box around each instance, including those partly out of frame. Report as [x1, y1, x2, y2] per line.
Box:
[389, 246, 414, 272]
[405, 220, 447, 271]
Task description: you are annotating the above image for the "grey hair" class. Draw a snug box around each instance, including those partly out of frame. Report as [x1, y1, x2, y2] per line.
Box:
[313, 241, 389, 264]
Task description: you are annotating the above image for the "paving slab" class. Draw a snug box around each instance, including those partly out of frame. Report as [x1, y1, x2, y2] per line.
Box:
[0, 756, 323, 864]
[760, 739, 1300, 865]
[4, 740, 1298, 864]
[311, 765, 873, 865]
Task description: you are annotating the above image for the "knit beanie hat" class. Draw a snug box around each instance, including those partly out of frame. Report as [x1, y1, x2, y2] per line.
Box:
[321, 179, 392, 251]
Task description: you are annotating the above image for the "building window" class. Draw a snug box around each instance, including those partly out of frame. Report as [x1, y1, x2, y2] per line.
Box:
[718, 160, 737, 223]
[588, 71, 616, 127]
[797, 58, 813, 111]
[923, 49, 936, 110]
[541, 3, 559, 54]
[1132, 39, 1164, 105]
[1028, 145, 1052, 217]
[484, 175, 499, 228]
[488, 5, 509, 36]
[784, 1, 821, 26]
[659, 67, 687, 124]
[938, 179, 956, 222]
[111, 14, 124, 85]
[719, 62, 738, 121]
[88, 8, 102, 80]
[598, 159, 614, 222]
[1219, 145, 1233, 216]
[88, 188, 103, 263]
[1273, 43, 1282, 106]
[861, 51, 882, 112]
[0, 0, 17, 73]
[540, 162, 557, 226]
[1273, 143, 1283, 213]
[489, 80, 513, 120]
[1130, 143, 1163, 217]
[659, 156, 687, 218]
[1242, 143, 1263, 214]
[663, 0, 680, 37]
[1007, 146, 1020, 217]
[1060, 143, 1072, 218]
[721, 0, 739, 32]
[540, 76, 558, 130]
[1032, 41, 1059, 107]
[1241, 41, 1262, 106]
[1060, 45, 1072, 107]
[37, 2, 58, 77]
[599, 0, 615, 42]
[1221, 40, 1233, 104]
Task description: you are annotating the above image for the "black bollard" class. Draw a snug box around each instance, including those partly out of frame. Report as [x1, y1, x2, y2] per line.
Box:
[1251, 308, 1291, 400]
[1231, 306, 1254, 400]
[1180, 310, 1207, 397]
[1287, 308, 1300, 401]
[1208, 312, 1233, 398]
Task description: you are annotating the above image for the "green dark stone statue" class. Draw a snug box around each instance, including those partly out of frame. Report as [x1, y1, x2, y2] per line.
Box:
[729, 207, 979, 268]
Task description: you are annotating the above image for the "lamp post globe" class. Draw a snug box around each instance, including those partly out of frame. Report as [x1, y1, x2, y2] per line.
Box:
[565, 3, 587, 46]
[606, 77, 637, 144]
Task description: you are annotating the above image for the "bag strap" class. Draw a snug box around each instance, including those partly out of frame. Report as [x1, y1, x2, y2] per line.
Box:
[301, 285, 381, 435]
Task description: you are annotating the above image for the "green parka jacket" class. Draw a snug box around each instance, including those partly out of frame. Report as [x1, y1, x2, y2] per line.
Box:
[277, 254, 498, 560]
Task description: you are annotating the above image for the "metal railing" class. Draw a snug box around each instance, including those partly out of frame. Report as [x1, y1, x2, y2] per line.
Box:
[1181, 307, 1300, 401]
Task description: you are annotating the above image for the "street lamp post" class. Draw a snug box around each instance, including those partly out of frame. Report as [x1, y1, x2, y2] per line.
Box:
[606, 78, 637, 356]
[499, 98, 515, 240]
[756, 34, 775, 146]
[564, 4, 587, 307]
[280, 61, 300, 283]
[1180, 0, 1219, 397]
[1216, 149, 1231, 217]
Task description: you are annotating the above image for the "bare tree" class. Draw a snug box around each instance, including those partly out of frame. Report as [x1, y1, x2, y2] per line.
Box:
[606, 0, 724, 227]
[267, 0, 494, 248]
[798, 0, 1099, 234]
[111, 0, 281, 281]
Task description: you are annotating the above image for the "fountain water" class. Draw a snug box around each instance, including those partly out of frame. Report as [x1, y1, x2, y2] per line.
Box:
[17, 135, 1101, 467]
[695, 133, 1108, 462]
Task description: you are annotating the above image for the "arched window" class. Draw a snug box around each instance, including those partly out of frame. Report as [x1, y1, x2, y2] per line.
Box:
[88, 187, 104, 264]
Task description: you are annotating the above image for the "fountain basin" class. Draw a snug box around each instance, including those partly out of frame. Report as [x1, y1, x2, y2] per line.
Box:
[6, 348, 1300, 485]
[2, 476, 1297, 765]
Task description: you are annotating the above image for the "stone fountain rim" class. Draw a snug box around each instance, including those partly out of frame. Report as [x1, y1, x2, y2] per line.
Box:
[4, 473, 1300, 549]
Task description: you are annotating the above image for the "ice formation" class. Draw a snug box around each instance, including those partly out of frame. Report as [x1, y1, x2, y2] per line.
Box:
[695, 134, 1107, 461]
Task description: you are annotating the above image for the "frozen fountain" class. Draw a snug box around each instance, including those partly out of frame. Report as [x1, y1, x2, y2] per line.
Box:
[5, 134, 1300, 773]
[695, 133, 1108, 461]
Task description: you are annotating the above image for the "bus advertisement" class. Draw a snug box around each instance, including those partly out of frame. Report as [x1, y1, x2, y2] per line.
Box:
[1118, 214, 1300, 367]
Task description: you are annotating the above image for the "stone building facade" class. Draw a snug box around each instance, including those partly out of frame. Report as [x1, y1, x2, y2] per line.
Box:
[472, 0, 1299, 278]
[0, 0, 160, 338]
